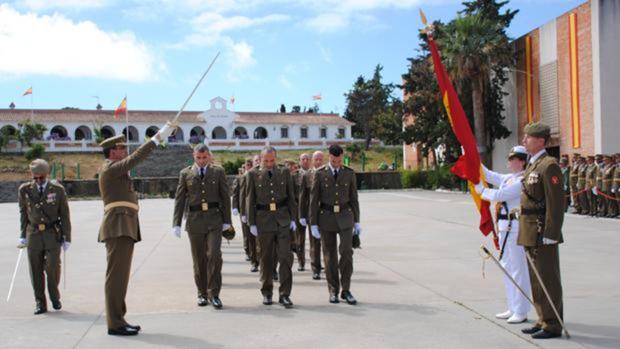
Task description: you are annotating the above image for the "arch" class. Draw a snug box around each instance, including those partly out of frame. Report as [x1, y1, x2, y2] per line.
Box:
[190, 126, 206, 144]
[0, 125, 17, 136]
[74, 125, 92, 141]
[101, 126, 115, 139]
[122, 126, 139, 142]
[145, 126, 159, 138]
[233, 126, 248, 139]
[49, 125, 69, 140]
[211, 126, 227, 140]
[253, 126, 268, 139]
[171, 127, 184, 143]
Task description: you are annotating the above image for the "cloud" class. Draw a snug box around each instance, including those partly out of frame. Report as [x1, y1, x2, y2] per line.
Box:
[190, 12, 290, 36]
[279, 75, 292, 88]
[17, 0, 110, 11]
[0, 4, 160, 82]
[305, 13, 348, 33]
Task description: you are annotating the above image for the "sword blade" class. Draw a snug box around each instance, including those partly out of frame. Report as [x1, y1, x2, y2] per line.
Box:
[480, 246, 534, 307]
[7, 248, 24, 302]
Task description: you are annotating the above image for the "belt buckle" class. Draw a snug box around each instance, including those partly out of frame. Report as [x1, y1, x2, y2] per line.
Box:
[269, 203, 277, 211]
[38, 224, 46, 232]
[333, 205, 340, 213]
[201, 203, 209, 211]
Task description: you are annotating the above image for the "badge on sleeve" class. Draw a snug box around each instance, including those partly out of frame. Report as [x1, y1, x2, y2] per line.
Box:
[551, 176, 560, 185]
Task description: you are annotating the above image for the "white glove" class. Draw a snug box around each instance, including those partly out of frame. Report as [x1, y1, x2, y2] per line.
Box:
[222, 223, 231, 232]
[241, 216, 247, 224]
[592, 188, 597, 195]
[289, 221, 297, 231]
[612, 188, 616, 193]
[250, 225, 258, 236]
[19, 238, 27, 246]
[299, 218, 307, 227]
[353, 223, 362, 236]
[311, 225, 320, 239]
[542, 238, 558, 245]
[232, 208, 239, 216]
[171, 226, 181, 239]
[474, 182, 484, 194]
[62, 241, 71, 251]
[155, 121, 175, 142]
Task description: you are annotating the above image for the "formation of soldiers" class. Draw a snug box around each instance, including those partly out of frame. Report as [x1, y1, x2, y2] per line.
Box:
[564, 153, 619, 218]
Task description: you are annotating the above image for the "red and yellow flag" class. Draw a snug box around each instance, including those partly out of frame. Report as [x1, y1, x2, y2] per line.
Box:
[425, 30, 497, 246]
[312, 94, 322, 101]
[22, 87, 32, 96]
[114, 97, 127, 119]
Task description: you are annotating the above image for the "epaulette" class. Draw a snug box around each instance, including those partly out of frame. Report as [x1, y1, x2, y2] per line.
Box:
[317, 165, 327, 171]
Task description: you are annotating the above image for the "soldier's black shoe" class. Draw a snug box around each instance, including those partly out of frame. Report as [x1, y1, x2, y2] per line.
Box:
[521, 326, 542, 334]
[329, 295, 339, 304]
[250, 265, 258, 273]
[298, 265, 305, 272]
[210, 297, 223, 309]
[312, 273, 320, 280]
[108, 326, 139, 336]
[197, 296, 209, 307]
[278, 296, 293, 308]
[341, 291, 357, 305]
[52, 300, 62, 310]
[263, 296, 273, 305]
[245, 255, 251, 262]
[531, 330, 561, 339]
[127, 324, 141, 331]
[273, 272, 279, 281]
[34, 304, 47, 315]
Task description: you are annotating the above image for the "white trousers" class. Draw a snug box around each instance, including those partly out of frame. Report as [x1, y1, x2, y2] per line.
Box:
[498, 223, 531, 316]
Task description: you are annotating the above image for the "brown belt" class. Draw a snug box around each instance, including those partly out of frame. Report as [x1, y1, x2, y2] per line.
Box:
[104, 201, 139, 213]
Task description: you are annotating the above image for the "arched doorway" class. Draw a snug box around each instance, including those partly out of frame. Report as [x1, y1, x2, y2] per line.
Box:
[234, 127, 248, 139]
[212, 126, 227, 140]
[0, 125, 17, 137]
[49, 125, 69, 140]
[253, 127, 268, 139]
[101, 126, 115, 139]
[74, 125, 92, 141]
[145, 126, 159, 139]
[190, 126, 206, 144]
[171, 127, 184, 143]
[122, 126, 139, 142]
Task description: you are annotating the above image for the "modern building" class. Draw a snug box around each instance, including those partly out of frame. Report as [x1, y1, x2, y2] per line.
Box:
[0, 97, 355, 152]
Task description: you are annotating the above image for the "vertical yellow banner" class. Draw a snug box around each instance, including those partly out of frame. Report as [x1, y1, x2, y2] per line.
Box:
[569, 13, 581, 148]
[525, 35, 533, 123]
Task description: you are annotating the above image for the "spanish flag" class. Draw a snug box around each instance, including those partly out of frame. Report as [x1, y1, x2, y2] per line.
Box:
[312, 94, 322, 101]
[22, 87, 32, 96]
[424, 23, 497, 248]
[114, 96, 127, 119]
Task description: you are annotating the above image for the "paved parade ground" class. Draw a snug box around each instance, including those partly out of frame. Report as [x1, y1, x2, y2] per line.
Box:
[0, 189, 618, 349]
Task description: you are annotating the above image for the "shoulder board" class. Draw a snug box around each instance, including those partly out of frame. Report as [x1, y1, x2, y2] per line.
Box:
[317, 165, 327, 171]
[343, 165, 355, 171]
[18, 182, 31, 191]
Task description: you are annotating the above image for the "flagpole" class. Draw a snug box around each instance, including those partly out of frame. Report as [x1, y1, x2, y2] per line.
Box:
[125, 95, 130, 153]
[30, 85, 34, 121]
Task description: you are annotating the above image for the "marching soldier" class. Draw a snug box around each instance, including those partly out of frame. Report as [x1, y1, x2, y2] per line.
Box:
[240, 156, 260, 272]
[518, 122, 565, 339]
[246, 146, 297, 308]
[577, 156, 589, 215]
[98, 122, 174, 336]
[293, 153, 311, 272]
[601, 155, 615, 217]
[299, 151, 325, 280]
[172, 144, 232, 309]
[285, 159, 306, 271]
[596, 155, 605, 216]
[309, 144, 361, 305]
[18, 159, 71, 315]
[232, 158, 253, 262]
[569, 153, 581, 213]
[585, 156, 597, 216]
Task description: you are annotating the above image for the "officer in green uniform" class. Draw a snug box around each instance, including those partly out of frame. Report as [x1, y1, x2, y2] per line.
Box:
[292, 153, 311, 272]
[18, 159, 71, 315]
[585, 156, 597, 216]
[309, 144, 361, 305]
[285, 159, 306, 271]
[299, 151, 325, 280]
[240, 156, 260, 272]
[172, 144, 232, 309]
[246, 146, 297, 308]
[560, 156, 570, 212]
[595, 155, 605, 216]
[232, 158, 253, 262]
[601, 155, 614, 217]
[612, 154, 620, 218]
[518, 122, 565, 339]
[569, 154, 581, 213]
[98, 122, 174, 336]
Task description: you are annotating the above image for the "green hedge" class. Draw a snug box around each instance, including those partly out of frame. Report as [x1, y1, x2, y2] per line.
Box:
[401, 165, 462, 190]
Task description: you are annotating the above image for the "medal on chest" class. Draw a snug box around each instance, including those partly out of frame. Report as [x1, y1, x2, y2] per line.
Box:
[527, 172, 539, 185]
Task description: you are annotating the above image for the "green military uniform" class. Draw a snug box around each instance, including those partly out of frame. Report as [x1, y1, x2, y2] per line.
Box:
[560, 158, 570, 212]
[239, 169, 259, 269]
[601, 156, 615, 217]
[585, 158, 598, 216]
[231, 175, 249, 259]
[173, 163, 231, 301]
[595, 156, 605, 216]
[309, 165, 360, 299]
[299, 168, 322, 277]
[577, 159, 589, 214]
[518, 123, 565, 337]
[18, 162, 71, 311]
[292, 169, 306, 270]
[98, 136, 156, 330]
[612, 155, 620, 218]
[246, 165, 296, 299]
[569, 154, 581, 213]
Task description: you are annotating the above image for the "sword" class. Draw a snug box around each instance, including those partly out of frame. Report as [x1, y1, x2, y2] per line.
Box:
[7, 244, 26, 302]
[480, 245, 535, 307]
[63, 249, 67, 290]
[525, 250, 571, 338]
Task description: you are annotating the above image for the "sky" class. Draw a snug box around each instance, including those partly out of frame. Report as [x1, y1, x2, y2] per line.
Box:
[0, 0, 586, 114]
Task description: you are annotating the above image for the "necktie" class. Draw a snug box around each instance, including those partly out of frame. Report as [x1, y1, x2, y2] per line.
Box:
[200, 168, 205, 179]
[39, 186, 44, 196]
[268, 170, 273, 179]
[334, 169, 339, 180]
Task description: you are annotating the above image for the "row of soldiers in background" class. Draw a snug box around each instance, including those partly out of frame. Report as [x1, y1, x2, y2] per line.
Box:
[562, 153, 620, 218]
[231, 145, 361, 307]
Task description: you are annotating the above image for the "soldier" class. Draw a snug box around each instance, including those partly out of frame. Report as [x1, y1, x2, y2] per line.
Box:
[98, 122, 174, 336]
[595, 155, 605, 216]
[18, 159, 71, 315]
[232, 160, 251, 262]
[309, 144, 361, 305]
[601, 155, 614, 218]
[246, 146, 297, 308]
[577, 156, 589, 215]
[569, 153, 581, 213]
[585, 156, 597, 216]
[613, 153, 620, 218]
[172, 144, 232, 309]
[292, 153, 311, 272]
[518, 122, 565, 339]
[299, 151, 325, 280]
[559, 156, 570, 212]
[240, 157, 259, 272]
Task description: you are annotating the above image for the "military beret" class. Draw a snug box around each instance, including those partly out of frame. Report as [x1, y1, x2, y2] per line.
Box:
[29, 159, 50, 175]
[99, 134, 126, 149]
[524, 122, 550, 138]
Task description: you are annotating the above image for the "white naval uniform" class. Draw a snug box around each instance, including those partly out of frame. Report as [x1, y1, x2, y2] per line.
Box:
[482, 166, 531, 316]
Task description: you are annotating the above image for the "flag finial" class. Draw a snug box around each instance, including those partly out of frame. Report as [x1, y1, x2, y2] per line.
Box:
[419, 9, 428, 26]
[419, 9, 434, 35]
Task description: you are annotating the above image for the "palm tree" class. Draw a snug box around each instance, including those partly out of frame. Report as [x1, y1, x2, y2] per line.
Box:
[438, 14, 511, 165]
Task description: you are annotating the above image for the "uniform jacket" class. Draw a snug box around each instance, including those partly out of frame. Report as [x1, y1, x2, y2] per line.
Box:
[173, 164, 231, 235]
[309, 165, 360, 232]
[246, 166, 296, 232]
[97, 141, 156, 242]
[298, 168, 314, 221]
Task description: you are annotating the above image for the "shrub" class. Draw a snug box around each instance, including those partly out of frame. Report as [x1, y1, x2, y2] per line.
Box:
[222, 158, 245, 175]
[401, 166, 460, 190]
[25, 143, 45, 160]
[400, 169, 427, 189]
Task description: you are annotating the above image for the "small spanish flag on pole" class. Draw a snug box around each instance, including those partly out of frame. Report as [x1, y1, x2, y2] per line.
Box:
[22, 87, 33, 96]
[312, 93, 322, 101]
[114, 96, 127, 120]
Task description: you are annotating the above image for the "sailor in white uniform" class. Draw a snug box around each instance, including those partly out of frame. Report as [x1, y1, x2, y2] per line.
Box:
[475, 146, 531, 324]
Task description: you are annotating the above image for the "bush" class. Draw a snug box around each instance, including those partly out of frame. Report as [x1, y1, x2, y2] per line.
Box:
[222, 158, 245, 175]
[401, 169, 427, 189]
[345, 143, 362, 160]
[25, 143, 45, 160]
[401, 166, 460, 190]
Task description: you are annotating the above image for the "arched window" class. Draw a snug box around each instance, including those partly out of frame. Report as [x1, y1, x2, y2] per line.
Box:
[0, 125, 17, 136]
[233, 127, 248, 139]
[122, 126, 139, 142]
[253, 127, 268, 139]
[74, 125, 92, 141]
[145, 126, 159, 138]
[49, 125, 69, 141]
[101, 126, 115, 139]
[211, 126, 227, 140]
[190, 126, 206, 144]
[171, 127, 184, 143]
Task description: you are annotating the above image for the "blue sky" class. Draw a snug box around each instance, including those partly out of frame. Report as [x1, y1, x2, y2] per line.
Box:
[0, 0, 585, 114]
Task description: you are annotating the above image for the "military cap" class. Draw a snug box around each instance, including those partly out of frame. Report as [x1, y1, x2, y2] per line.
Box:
[524, 122, 550, 138]
[508, 145, 528, 160]
[573, 152, 581, 158]
[29, 159, 50, 175]
[595, 154, 603, 160]
[603, 154, 612, 160]
[587, 155, 595, 160]
[99, 134, 126, 149]
[560, 157, 568, 164]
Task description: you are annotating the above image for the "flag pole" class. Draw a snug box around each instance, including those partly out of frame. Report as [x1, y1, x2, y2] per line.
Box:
[30, 85, 34, 121]
[125, 95, 130, 153]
